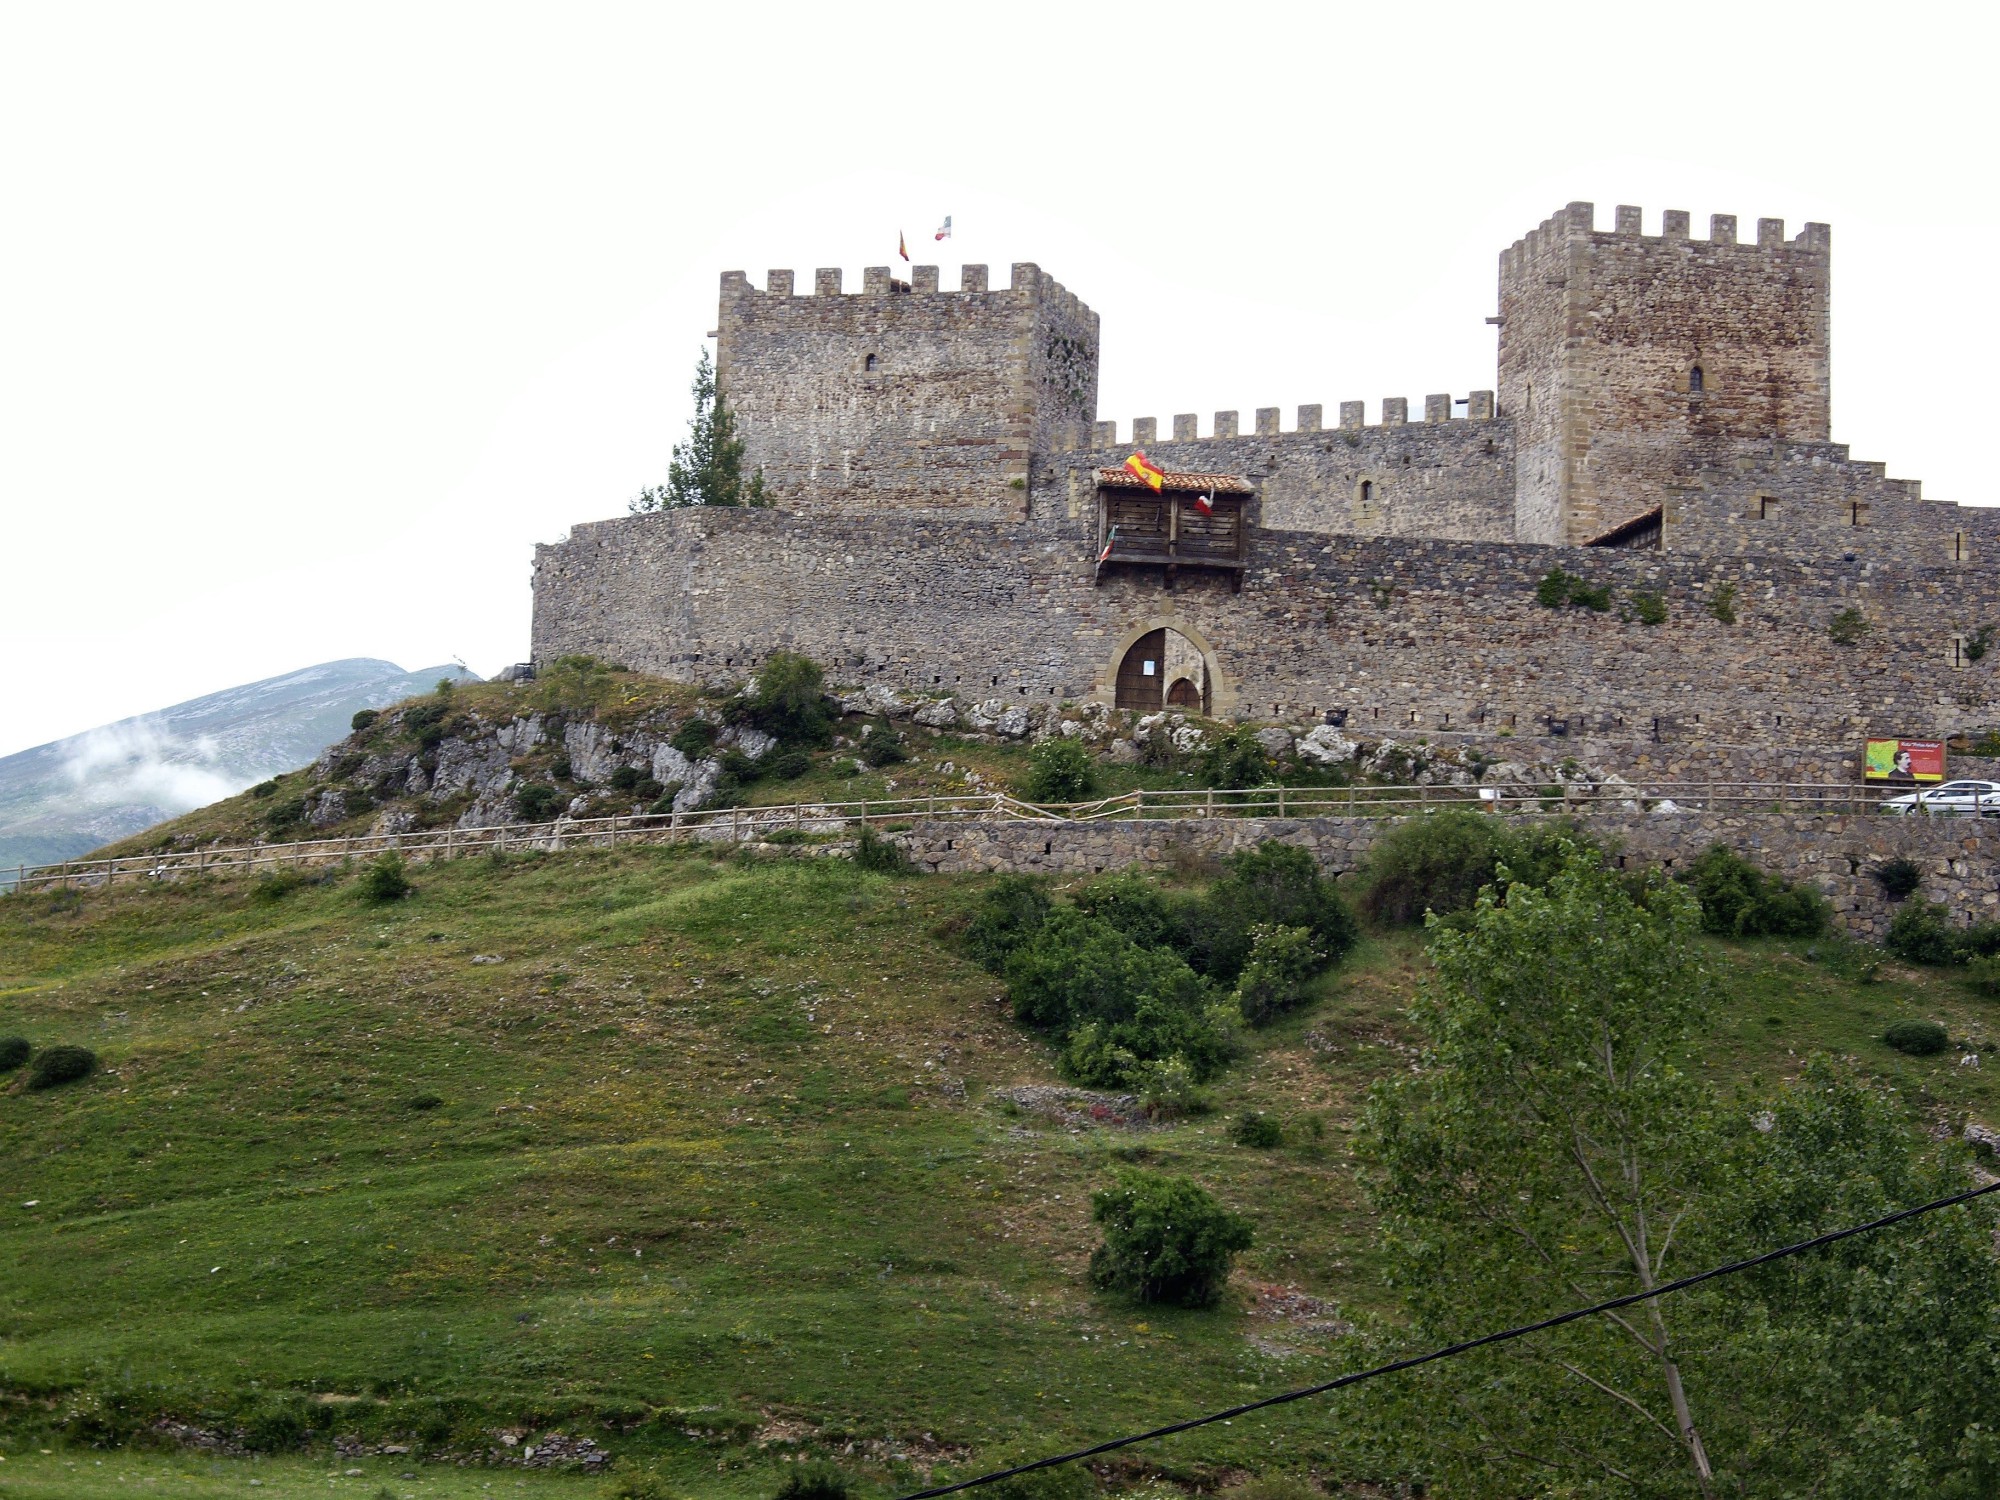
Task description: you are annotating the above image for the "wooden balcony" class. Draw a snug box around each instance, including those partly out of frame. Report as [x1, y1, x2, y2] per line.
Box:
[1093, 468, 1253, 591]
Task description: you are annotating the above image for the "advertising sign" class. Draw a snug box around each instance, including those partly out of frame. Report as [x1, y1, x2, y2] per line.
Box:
[1864, 738, 1946, 783]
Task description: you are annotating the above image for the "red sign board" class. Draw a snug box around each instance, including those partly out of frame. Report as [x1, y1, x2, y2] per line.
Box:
[1864, 738, 1945, 783]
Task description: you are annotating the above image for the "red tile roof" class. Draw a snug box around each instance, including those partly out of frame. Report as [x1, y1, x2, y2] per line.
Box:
[1095, 468, 1255, 494]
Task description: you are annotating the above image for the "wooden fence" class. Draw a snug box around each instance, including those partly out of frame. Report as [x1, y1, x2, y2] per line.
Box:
[2, 780, 1981, 894]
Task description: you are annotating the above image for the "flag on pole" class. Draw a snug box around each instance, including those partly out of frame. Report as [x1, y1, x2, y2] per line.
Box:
[898, 230, 909, 262]
[1194, 487, 1214, 515]
[1123, 451, 1165, 492]
[1097, 526, 1120, 565]
[934, 215, 953, 241]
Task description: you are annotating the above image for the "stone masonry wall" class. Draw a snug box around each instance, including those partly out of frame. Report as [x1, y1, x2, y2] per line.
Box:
[531, 507, 2000, 762]
[1036, 398, 1514, 543]
[890, 809, 1999, 943]
[1500, 203, 1831, 545]
[714, 263, 1096, 520]
[1664, 440, 2000, 574]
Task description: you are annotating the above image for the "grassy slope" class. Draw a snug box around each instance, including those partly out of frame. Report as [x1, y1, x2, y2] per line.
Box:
[2, 849, 1997, 1497]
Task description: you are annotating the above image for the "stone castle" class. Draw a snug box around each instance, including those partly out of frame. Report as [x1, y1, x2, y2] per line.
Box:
[532, 201, 1997, 780]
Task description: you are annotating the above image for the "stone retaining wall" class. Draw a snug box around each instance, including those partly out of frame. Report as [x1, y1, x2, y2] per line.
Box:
[890, 809, 2000, 942]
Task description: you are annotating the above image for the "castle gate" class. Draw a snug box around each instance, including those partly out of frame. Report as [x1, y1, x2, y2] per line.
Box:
[1114, 626, 1210, 713]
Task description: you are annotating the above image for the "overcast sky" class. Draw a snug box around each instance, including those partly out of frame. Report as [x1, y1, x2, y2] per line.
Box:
[3, 2, 1995, 758]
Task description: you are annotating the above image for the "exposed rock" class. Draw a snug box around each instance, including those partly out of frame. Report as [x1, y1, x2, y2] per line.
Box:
[561, 722, 624, 785]
[995, 706, 1032, 740]
[1295, 725, 1359, 765]
[457, 793, 515, 830]
[913, 697, 960, 729]
[495, 715, 546, 753]
[305, 790, 346, 829]
[1170, 725, 1205, 754]
[719, 724, 777, 760]
[368, 808, 417, 836]
[964, 698, 1007, 733]
[1106, 739, 1142, 765]
[1255, 727, 1296, 759]
[838, 684, 919, 720]
[431, 737, 513, 800]
[402, 756, 430, 796]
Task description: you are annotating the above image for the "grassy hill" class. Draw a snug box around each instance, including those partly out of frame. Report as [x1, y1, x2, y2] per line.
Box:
[2, 842, 1997, 1498]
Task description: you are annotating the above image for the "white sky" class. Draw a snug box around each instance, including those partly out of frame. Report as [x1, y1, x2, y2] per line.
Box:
[3, 2, 1995, 758]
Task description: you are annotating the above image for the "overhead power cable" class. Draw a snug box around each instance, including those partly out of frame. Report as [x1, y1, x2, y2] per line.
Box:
[895, 1177, 2000, 1500]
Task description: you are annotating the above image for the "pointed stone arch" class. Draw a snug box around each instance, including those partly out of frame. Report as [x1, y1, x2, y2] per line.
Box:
[1093, 617, 1232, 716]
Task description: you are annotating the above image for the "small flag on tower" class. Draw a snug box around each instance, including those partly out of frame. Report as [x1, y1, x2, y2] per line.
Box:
[1098, 526, 1120, 565]
[1194, 487, 1215, 515]
[1123, 451, 1165, 492]
[934, 215, 953, 242]
[898, 230, 909, 262]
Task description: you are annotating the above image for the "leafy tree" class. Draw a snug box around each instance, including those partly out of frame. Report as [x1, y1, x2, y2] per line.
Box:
[746, 652, 833, 746]
[1179, 841, 1355, 983]
[1232, 922, 1322, 1025]
[1023, 737, 1099, 802]
[1088, 1169, 1252, 1307]
[963, 875, 1051, 974]
[1685, 844, 1830, 938]
[1360, 844, 2000, 1498]
[630, 348, 767, 512]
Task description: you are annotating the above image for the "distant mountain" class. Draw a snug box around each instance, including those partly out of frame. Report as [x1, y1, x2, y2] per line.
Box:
[0, 659, 478, 878]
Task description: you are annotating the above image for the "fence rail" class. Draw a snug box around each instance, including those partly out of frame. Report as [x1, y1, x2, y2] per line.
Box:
[3, 781, 1987, 895]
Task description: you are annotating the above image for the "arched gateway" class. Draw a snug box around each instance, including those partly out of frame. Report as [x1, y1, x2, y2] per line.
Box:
[1113, 625, 1212, 713]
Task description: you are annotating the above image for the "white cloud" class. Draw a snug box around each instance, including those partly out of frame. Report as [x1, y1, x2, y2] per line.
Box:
[60, 720, 248, 814]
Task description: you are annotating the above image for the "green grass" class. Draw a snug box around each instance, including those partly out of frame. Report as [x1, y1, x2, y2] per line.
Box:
[1, 850, 1995, 1494]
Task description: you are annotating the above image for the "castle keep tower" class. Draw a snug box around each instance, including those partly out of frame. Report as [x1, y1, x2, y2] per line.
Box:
[714, 263, 1099, 518]
[1498, 201, 1831, 545]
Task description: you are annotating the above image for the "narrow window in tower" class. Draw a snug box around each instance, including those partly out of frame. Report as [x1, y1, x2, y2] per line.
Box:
[1689, 364, 1705, 394]
[1850, 502, 1869, 527]
[864, 353, 878, 372]
[1360, 480, 1373, 503]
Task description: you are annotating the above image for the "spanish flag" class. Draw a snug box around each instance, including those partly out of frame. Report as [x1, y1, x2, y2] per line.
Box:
[1123, 451, 1165, 492]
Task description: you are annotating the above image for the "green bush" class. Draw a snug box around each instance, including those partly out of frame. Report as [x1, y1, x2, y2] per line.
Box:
[852, 826, 911, 874]
[251, 868, 310, 904]
[1198, 725, 1270, 790]
[1233, 923, 1323, 1025]
[1180, 841, 1355, 983]
[599, 1473, 676, 1500]
[964, 876, 1051, 973]
[514, 783, 564, 822]
[1073, 871, 1181, 951]
[670, 719, 717, 759]
[1961, 921, 2000, 960]
[355, 853, 412, 904]
[1008, 910, 1235, 1084]
[1231, 1111, 1284, 1148]
[1628, 589, 1668, 626]
[1088, 1169, 1253, 1307]
[1884, 1019, 1949, 1056]
[404, 1093, 444, 1111]
[1873, 857, 1925, 900]
[551, 755, 574, 781]
[1708, 580, 1738, 624]
[1536, 567, 1612, 611]
[1686, 845, 1829, 938]
[772, 1463, 851, 1500]
[1966, 955, 2000, 998]
[859, 724, 908, 768]
[0, 1036, 29, 1072]
[1358, 810, 1508, 926]
[1828, 605, 1870, 644]
[1133, 1055, 1211, 1120]
[648, 784, 683, 815]
[350, 708, 380, 733]
[767, 749, 811, 780]
[1885, 899, 1962, 966]
[982, 1464, 1096, 1500]
[609, 766, 644, 791]
[748, 652, 833, 747]
[27, 1044, 96, 1090]
[1023, 737, 1099, 802]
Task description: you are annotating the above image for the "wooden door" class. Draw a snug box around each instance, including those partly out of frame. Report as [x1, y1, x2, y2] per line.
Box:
[1116, 630, 1166, 710]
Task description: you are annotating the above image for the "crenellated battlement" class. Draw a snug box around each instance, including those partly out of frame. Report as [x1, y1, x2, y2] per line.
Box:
[719, 263, 1094, 325]
[1089, 392, 1498, 449]
[1501, 201, 1831, 276]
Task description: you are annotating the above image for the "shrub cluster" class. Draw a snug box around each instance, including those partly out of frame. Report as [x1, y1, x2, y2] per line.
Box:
[859, 723, 908, 768]
[27, 1044, 97, 1090]
[1885, 900, 2000, 967]
[355, 853, 412, 904]
[1088, 1169, 1253, 1307]
[1231, 1110, 1284, 1147]
[967, 844, 1354, 1091]
[1686, 845, 1830, 938]
[852, 826, 911, 875]
[1357, 811, 1584, 927]
[1872, 857, 1925, 900]
[1023, 737, 1099, 802]
[744, 652, 834, 747]
[0, 1036, 30, 1071]
[1884, 1019, 1949, 1056]
[1536, 567, 1611, 611]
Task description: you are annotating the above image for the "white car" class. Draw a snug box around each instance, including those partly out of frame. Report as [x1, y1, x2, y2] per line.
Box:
[1880, 779, 2000, 816]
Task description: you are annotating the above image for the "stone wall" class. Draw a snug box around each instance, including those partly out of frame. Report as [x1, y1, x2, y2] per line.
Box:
[1499, 202, 1832, 545]
[531, 507, 2000, 764]
[1038, 399, 1514, 543]
[890, 808, 2000, 942]
[714, 263, 1096, 520]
